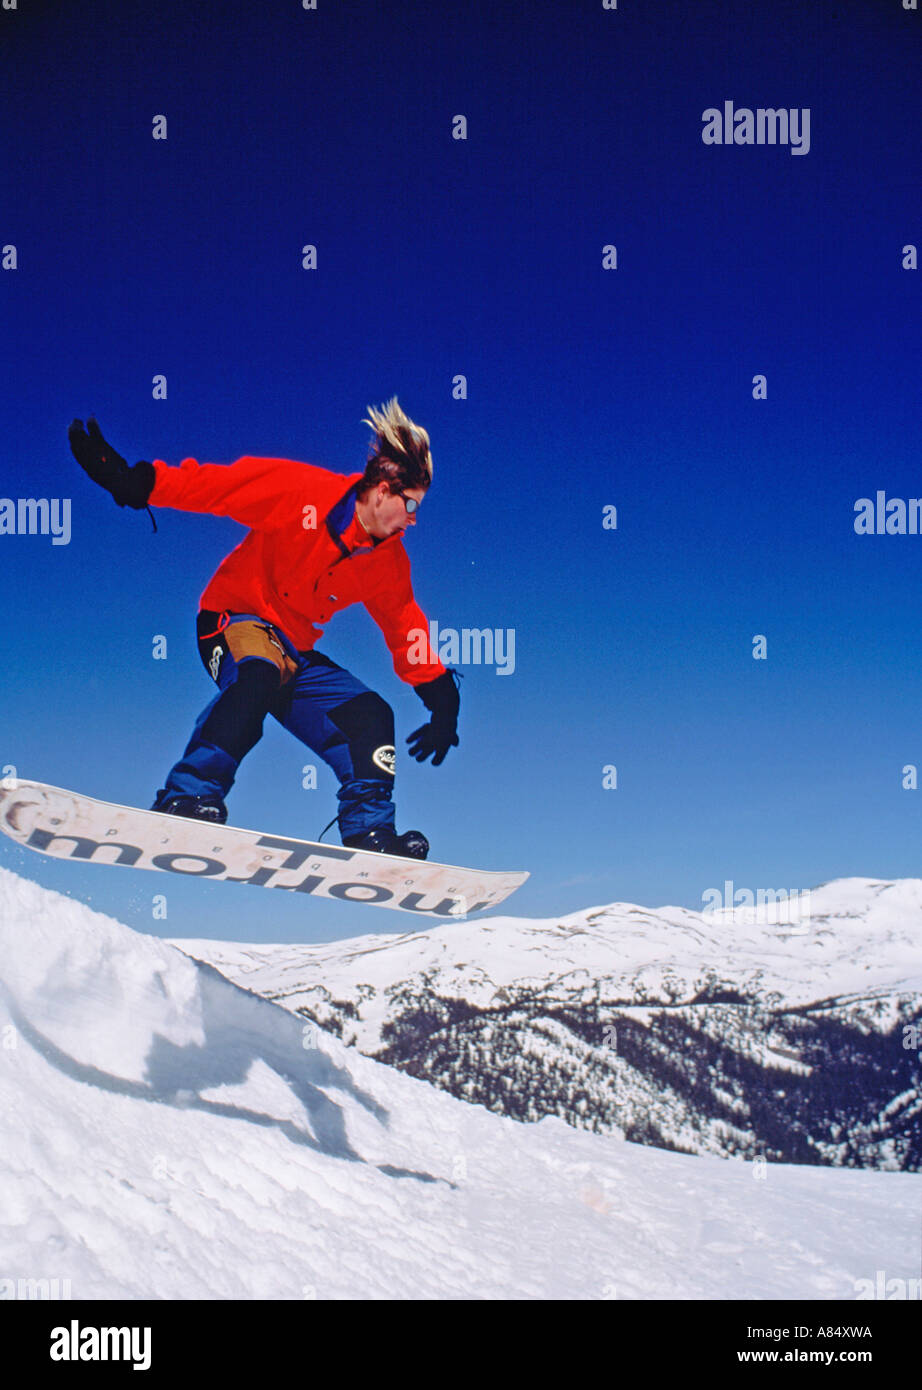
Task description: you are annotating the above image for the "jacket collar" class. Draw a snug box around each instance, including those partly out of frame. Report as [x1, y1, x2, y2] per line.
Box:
[326, 479, 400, 557]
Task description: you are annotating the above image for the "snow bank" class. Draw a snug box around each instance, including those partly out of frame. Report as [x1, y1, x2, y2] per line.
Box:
[0, 867, 918, 1299]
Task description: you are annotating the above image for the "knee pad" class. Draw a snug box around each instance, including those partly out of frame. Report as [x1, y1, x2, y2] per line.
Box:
[328, 690, 395, 780]
[199, 658, 282, 761]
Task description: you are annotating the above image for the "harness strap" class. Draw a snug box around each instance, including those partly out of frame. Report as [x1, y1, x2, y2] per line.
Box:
[197, 611, 231, 640]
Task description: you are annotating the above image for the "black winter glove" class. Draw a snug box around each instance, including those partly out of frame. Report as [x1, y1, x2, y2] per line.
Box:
[68, 416, 155, 509]
[407, 669, 461, 766]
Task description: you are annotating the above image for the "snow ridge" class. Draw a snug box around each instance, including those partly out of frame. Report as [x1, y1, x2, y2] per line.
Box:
[1, 866, 919, 1299]
[180, 877, 922, 1170]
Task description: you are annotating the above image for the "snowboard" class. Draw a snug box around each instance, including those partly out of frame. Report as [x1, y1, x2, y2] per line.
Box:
[0, 779, 528, 918]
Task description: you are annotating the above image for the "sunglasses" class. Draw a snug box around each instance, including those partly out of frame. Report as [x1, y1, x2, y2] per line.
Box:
[398, 491, 421, 515]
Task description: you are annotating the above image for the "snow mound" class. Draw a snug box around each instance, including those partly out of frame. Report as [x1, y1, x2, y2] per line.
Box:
[0, 867, 918, 1299]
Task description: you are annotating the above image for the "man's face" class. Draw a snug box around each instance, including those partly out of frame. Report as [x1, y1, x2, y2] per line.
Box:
[364, 481, 425, 540]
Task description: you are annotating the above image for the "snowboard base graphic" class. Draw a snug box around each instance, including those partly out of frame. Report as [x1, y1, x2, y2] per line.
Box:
[0, 780, 528, 918]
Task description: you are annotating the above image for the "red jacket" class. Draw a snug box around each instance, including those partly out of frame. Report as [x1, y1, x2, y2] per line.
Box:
[149, 454, 446, 686]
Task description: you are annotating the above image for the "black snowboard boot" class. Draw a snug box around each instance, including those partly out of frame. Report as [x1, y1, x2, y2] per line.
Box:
[343, 826, 429, 860]
[151, 789, 228, 824]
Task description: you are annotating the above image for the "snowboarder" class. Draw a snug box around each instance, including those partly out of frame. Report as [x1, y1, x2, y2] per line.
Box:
[67, 399, 460, 860]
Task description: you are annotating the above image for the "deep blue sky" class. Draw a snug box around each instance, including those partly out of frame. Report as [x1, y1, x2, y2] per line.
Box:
[2, 0, 921, 942]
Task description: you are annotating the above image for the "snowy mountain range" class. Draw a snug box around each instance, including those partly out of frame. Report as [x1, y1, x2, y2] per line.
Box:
[1, 865, 920, 1299]
[179, 878, 922, 1171]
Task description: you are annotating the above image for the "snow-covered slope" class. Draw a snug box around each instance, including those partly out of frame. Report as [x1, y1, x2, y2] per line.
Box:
[179, 878, 922, 1170]
[1, 865, 919, 1300]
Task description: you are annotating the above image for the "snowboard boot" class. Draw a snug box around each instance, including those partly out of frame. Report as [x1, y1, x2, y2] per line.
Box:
[151, 789, 228, 824]
[343, 826, 430, 860]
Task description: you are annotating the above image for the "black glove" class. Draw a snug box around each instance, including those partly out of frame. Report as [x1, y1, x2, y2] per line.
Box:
[68, 416, 155, 509]
[407, 669, 461, 766]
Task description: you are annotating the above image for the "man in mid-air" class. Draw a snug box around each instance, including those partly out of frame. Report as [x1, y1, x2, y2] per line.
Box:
[67, 398, 460, 860]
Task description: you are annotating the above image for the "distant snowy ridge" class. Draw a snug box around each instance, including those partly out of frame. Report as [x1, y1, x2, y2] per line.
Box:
[179, 877, 922, 1171]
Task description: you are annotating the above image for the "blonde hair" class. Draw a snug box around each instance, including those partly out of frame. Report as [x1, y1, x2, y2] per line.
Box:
[359, 396, 433, 496]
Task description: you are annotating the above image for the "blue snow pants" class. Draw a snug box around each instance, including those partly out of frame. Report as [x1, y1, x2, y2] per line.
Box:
[159, 611, 397, 841]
